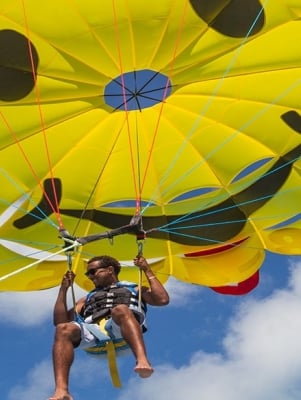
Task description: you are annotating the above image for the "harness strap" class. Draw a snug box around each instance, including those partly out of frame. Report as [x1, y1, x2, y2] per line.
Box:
[82, 320, 122, 388]
[105, 341, 122, 388]
[99, 319, 122, 388]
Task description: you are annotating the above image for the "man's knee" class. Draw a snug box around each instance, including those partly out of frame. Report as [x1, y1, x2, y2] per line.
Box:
[111, 304, 132, 322]
[54, 322, 81, 346]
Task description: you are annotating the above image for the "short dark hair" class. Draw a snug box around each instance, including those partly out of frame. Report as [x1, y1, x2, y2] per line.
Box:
[87, 255, 121, 276]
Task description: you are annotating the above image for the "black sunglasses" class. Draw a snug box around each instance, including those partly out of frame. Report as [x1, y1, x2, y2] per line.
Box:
[85, 266, 106, 277]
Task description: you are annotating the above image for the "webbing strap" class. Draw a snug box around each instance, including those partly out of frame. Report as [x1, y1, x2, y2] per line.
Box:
[99, 320, 122, 388]
[105, 341, 122, 388]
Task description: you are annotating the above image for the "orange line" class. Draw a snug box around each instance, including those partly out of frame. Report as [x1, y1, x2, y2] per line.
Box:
[21, 0, 63, 227]
[0, 111, 59, 220]
[140, 0, 189, 195]
[112, 0, 140, 204]
[111, 1, 190, 209]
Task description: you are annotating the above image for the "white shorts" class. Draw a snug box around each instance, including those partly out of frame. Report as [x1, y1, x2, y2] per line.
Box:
[73, 309, 146, 357]
[73, 318, 123, 350]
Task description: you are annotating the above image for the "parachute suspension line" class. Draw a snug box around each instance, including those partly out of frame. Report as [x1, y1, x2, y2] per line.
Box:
[173, 75, 301, 217]
[21, 0, 63, 228]
[70, 123, 124, 236]
[142, 87, 301, 236]
[139, 1, 189, 197]
[0, 112, 61, 226]
[156, 182, 301, 233]
[0, 173, 58, 229]
[134, 214, 146, 313]
[0, 241, 79, 283]
[134, 112, 142, 212]
[125, 93, 140, 202]
[111, 1, 140, 202]
[111, 0, 188, 204]
[134, 0, 300, 253]
[66, 251, 77, 310]
[136, 239, 144, 314]
[141, 0, 270, 215]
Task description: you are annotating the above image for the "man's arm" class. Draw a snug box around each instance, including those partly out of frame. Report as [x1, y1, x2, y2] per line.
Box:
[134, 256, 169, 306]
[53, 271, 76, 326]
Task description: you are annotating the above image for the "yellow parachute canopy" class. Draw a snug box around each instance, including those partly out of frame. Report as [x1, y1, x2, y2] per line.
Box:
[0, 0, 300, 294]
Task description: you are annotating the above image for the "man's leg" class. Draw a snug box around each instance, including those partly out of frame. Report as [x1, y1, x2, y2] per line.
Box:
[111, 304, 153, 378]
[49, 322, 81, 400]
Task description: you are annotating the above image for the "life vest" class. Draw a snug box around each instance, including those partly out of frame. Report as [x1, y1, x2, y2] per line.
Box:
[80, 281, 147, 328]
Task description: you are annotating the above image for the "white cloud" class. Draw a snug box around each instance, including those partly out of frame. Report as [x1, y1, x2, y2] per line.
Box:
[0, 275, 199, 327]
[164, 276, 203, 307]
[6, 355, 104, 400]
[117, 259, 301, 400]
[7, 360, 53, 400]
[0, 284, 87, 327]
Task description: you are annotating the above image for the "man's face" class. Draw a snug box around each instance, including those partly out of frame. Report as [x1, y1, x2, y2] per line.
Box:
[85, 261, 114, 287]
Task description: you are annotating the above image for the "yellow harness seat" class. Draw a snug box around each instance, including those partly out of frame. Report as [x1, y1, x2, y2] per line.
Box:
[83, 319, 129, 388]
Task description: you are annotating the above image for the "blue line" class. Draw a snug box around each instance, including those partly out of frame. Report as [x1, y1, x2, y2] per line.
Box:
[159, 182, 300, 230]
[0, 168, 58, 228]
[142, 1, 270, 213]
[157, 228, 225, 245]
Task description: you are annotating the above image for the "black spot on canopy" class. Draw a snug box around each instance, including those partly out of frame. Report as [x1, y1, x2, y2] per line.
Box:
[189, 0, 265, 37]
[0, 29, 39, 101]
[281, 111, 301, 135]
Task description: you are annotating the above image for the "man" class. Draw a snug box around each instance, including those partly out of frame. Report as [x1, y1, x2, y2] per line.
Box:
[49, 255, 169, 400]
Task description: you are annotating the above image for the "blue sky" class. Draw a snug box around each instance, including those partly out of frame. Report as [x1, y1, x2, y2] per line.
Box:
[1, 252, 301, 400]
